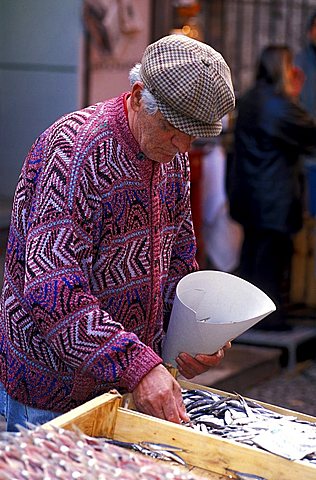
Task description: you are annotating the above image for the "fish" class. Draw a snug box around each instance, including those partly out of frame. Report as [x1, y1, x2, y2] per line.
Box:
[182, 388, 316, 463]
[0, 426, 199, 479]
[104, 438, 188, 466]
[140, 441, 187, 452]
[234, 393, 256, 419]
[227, 469, 267, 480]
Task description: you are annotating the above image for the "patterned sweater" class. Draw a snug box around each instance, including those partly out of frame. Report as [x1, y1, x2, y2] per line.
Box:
[0, 94, 198, 412]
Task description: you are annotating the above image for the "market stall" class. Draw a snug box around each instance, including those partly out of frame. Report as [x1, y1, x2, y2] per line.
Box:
[37, 381, 316, 480]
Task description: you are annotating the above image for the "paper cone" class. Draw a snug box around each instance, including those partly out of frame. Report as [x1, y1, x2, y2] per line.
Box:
[162, 270, 276, 367]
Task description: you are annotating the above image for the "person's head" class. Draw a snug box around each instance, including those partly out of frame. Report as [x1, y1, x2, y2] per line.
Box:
[307, 11, 316, 46]
[255, 45, 293, 95]
[127, 34, 235, 163]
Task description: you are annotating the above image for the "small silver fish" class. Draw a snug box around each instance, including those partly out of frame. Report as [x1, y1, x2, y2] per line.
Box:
[105, 438, 187, 466]
[140, 441, 186, 452]
[183, 388, 316, 464]
[227, 469, 267, 480]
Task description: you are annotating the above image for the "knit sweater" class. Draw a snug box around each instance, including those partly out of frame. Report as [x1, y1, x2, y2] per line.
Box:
[0, 93, 198, 412]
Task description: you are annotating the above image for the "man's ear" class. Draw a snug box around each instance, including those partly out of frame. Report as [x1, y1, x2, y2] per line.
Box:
[130, 82, 144, 111]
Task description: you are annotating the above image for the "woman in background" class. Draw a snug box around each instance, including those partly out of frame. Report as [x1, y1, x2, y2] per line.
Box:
[229, 45, 316, 330]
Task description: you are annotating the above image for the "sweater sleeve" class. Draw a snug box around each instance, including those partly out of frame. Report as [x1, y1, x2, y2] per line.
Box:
[23, 122, 162, 393]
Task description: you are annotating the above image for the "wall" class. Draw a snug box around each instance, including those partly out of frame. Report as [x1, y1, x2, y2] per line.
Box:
[203, 0, 316, 96]
[85, 0, 151, 104]
[0, 0, 83, 221]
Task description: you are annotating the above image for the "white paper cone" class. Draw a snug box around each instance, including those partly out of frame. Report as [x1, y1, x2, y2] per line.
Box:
[162, 270, 276, 367]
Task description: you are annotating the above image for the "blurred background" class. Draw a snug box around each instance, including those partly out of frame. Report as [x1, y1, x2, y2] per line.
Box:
[1, 0, 316, 206]
[1, 0, 316, 414]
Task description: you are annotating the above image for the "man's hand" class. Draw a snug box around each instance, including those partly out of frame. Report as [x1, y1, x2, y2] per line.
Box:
[176, 342, 231, 379]
[132, 364, 189, 424]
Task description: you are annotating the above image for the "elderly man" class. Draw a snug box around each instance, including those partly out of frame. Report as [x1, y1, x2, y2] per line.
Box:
[0, 34, 235, 431]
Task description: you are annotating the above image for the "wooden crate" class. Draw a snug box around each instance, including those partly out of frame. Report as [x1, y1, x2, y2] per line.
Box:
[290, 216, 316, 307]
[44, 382, 316, 480]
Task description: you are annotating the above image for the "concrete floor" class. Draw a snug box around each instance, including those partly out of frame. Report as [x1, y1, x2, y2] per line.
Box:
[243, 360, 316, 417]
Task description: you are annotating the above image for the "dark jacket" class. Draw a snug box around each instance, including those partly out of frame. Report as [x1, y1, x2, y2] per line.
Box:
[295, 44, 316, 119]
[229, 82, 316, 234]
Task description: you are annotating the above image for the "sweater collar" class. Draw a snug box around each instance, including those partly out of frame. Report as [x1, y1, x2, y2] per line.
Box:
[109, 93, 149, 165]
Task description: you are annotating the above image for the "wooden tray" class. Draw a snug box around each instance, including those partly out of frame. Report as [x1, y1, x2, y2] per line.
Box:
[44, 381, 316, 480]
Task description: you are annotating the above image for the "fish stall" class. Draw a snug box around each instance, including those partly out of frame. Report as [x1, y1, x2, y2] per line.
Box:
[32, 380, 316, 480]
[2, 272, 311, 478]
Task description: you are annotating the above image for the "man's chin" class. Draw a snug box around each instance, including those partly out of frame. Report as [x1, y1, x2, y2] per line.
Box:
[153, 153, 176, 164]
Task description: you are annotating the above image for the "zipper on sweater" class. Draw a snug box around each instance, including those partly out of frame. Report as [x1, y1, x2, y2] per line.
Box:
[147, 162, 161, 343]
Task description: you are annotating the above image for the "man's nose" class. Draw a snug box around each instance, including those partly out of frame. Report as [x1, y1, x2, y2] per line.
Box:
[171, 131, 195, 153]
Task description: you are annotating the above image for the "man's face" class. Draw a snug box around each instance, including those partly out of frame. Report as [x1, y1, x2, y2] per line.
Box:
[128, 84, 196, 164]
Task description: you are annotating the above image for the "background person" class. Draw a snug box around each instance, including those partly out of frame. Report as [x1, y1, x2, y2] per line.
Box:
[229, 45, 316, 330]
[0, 34, 235, 431]
[295, 11, 316, 119]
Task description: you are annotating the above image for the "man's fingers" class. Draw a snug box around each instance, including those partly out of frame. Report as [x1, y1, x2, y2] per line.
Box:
[195, 349, 225, 366]
[172, 382, 190, 422]
[176, 354, 198, 378]
[161, 396, 181, 423]
[134, 394, 173, 421]
[177, 401, 190, 423]
[176, 348, 227, 377]
[132, 365, 187, 424]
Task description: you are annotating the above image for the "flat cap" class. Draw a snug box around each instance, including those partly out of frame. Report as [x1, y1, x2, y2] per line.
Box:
[140, 34, 235, 137]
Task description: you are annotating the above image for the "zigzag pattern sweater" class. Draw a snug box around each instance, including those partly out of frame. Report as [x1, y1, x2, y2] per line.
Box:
[0, 94, 198, 412]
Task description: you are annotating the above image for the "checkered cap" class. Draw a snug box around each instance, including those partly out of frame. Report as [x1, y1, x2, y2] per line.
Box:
[139, 34, 235, 137]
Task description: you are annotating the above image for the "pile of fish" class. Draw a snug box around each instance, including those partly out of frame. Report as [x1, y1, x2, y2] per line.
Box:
[182, 388, 316, 463]
[0, 425, 201, 480]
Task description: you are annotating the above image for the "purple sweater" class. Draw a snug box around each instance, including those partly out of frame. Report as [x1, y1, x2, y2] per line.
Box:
[0, 94, 198, 412]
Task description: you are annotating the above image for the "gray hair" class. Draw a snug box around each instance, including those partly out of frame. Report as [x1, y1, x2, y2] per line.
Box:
[129, 63, 159, 115]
